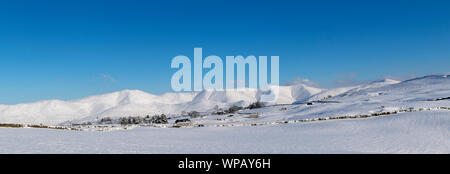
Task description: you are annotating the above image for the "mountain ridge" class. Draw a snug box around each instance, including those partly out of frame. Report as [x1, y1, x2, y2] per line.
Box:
[1, 75, 447, 125]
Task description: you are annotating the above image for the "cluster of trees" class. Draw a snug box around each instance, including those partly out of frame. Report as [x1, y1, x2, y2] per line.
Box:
[226, 105, 243, 113]
[119, 116, 146, 125]
[149, 115, 169, 124]
[246, 101, 265, 109]
[188, 111, 201, 118]
[97, 114, 169, 125]
[211, 102, 266, 115]
[212, 105, 239, 115]
[99, 117, 113, 124]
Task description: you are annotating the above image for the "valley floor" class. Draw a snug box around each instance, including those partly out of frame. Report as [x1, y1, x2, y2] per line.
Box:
[1, 110, 449, 154]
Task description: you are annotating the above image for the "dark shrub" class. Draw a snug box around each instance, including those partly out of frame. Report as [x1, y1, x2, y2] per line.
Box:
[175, 119, 191, 124]
[151, 114, 168, 124]
[119, 116, 144, 125]
[119, 117, 128, 125]
[226, 105, 243, 113]
[98, 117, 113, 124]
[188, 111, 201, 118]
[247, 102, 265, 109]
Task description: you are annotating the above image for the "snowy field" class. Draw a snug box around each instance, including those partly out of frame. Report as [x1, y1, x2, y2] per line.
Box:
[1, 110, 449, 154]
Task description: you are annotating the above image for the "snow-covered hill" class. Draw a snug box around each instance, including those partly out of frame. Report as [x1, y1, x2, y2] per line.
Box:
[294, 78, 400, 103]
[0, 74, 448, 126]
[0, 84, 321, 125]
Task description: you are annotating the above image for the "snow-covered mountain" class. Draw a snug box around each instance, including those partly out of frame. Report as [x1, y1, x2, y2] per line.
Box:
[0, 74, 448, 125]
[0, 84, 321, 125]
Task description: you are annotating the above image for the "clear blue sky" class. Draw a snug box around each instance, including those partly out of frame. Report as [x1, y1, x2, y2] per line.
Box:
[0, 0, 449, 104]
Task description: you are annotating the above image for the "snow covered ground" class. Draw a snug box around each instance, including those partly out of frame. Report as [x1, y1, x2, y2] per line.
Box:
[1, 110, 449, 154]
[0, 73, 449, 153]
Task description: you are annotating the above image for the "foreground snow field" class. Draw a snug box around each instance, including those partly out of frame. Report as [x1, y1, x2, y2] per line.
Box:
[1, 110, 449, 154]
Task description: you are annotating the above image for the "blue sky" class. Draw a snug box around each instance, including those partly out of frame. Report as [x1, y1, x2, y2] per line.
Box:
[0, 0, 449, 104]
